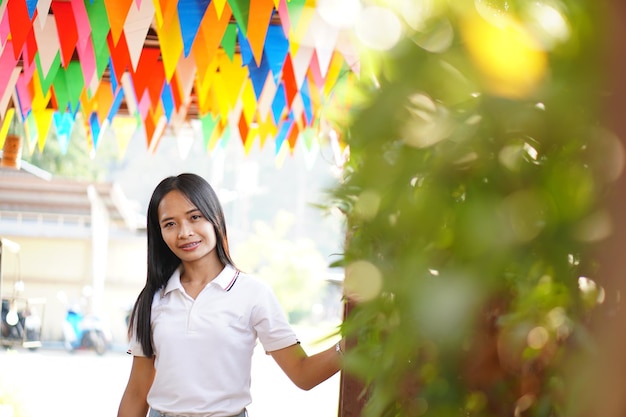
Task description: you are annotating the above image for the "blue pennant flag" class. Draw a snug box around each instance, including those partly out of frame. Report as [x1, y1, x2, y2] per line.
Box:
[178, 0, 211, 57]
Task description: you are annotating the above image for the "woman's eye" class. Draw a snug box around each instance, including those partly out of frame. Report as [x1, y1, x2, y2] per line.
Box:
[163, 222, 175, 228]
[191, 214, 202, 221]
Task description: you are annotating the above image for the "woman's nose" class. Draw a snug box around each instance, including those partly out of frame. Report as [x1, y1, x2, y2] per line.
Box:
[178, 223, 193, 238]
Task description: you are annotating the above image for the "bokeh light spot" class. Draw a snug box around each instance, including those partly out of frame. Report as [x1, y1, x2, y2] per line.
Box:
[317, 0, 362, 29]
[344, 260, 383, 302]
[527, 326, 549, 349]
[355, 6, 403, 51]
[499, 189, 546, 243]
[461, 10, 547, 98]
[525, 1, 571, 49]
[354, 189, 382, 221]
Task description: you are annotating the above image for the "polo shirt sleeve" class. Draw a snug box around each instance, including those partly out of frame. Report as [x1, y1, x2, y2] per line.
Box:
[126, 324, 147, 357]
[251, 281, 299, 352]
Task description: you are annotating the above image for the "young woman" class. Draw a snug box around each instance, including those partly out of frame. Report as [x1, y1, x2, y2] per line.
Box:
[117, 173, 344, 417]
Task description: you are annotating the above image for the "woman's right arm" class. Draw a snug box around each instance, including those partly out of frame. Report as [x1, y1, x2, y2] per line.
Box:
[117, 356, 156, 417]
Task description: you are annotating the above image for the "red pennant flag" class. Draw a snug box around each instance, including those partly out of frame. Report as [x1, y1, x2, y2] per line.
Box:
[51, 1, 79, 68]
[23, 25, 38, 66]
[7, 0, 33, 60]
[282, 54, 298, 108]
[132, 48, 165, 107]
[238, 112, 249, 146]
[108, 31, 132, 85]
[287, 119, 300, 152]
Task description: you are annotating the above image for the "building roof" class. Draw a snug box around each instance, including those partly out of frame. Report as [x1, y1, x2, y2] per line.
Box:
[0, 160, 145, 238]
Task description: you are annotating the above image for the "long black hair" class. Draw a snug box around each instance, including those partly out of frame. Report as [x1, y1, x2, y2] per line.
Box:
[128, 173, 235, 356]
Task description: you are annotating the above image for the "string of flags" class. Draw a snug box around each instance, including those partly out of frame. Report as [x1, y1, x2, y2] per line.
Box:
[0, 0, 359, 160]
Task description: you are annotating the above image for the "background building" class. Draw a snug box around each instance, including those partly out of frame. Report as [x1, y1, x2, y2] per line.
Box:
[0, 162, 146, 345]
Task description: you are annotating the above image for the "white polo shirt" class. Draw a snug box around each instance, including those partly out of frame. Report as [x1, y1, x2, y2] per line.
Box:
[127, 264, 299, 416]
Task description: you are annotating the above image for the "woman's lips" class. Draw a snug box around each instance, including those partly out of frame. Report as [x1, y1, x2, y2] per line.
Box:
[179, 241, 200, 250]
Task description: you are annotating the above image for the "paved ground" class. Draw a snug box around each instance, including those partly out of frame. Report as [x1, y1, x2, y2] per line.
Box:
[0, 342, 340, 417]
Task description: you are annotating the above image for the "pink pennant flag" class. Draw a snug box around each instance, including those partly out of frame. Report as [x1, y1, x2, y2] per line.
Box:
[71, 0, 92, 50]
[310, 14, 338, 79]
[36, 0, 53, 29]
[76, 37, 97, 92]
[121, 72, 138, 116]
[15, 74, 33, 117]
[124, 0, 155, 71]
[33, 13, 61, 78]
[336, 31, 360, 74]
[0, 2, 9, 49]
[291, 45, 314, 88]
[308, 50, 324, 90]
[174, 54, 197, 107]
[0, 69, 20, 120]
[137, 90, 151, 120]
[0, 40, 18, 101]
[277, 0, 290, 37]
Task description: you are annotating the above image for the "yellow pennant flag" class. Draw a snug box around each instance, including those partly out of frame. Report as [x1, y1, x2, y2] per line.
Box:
[34, 109, 55, 152]
[30, 70, 52, 111]
[213, 0, 227, 19]
[241, 79, 257, 125]
[0, 108, 16, 149]
[323, 51, 345, 97]
[256, 112, 277, 149]
[219, 53, 248, 111]
[112, 115, 138, 159]
[157, 8, 184, 81]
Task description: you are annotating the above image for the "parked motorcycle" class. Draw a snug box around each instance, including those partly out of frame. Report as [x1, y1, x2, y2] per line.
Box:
[62, 305, 111, 355]
[1, 297, 44, 350]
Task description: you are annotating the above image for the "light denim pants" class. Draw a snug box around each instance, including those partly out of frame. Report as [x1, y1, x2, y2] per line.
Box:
[148, 408, 247, 417]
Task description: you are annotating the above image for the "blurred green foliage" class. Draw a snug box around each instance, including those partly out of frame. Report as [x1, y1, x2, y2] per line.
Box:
[330, 1, 613, 416]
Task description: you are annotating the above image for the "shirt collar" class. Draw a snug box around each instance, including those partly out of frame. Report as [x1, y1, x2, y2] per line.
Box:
[161, 264, 239, 297]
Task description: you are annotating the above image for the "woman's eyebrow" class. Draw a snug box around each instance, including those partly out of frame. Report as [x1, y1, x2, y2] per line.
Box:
[160, 208, 200, 222]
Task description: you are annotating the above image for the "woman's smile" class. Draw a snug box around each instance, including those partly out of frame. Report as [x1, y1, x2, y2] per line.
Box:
[179, 241, 201, 251]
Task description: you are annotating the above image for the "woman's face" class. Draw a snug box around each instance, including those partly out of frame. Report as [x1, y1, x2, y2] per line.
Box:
[157, 190, 218, 264]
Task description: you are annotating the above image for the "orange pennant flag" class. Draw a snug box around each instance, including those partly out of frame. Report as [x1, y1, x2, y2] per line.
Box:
[247, 0, 275, 66]
[104, 0, 134, 45]
[94, 81, 114, 123]
[192, 2, 232, 88]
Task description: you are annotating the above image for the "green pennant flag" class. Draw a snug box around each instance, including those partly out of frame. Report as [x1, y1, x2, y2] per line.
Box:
[227, 0, 250, 36]
[287, 0, 306, 30]
[85, 0, 111, 81]
[52, 66, 70, 113]
[200, 113, 219, 149]
[36, 53, 61, 96]
[86, 0, 111, 46]
[65, 62, 85, 113]
[221, 23, 238, 62]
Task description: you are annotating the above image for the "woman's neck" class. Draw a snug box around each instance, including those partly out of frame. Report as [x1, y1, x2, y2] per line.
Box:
[180, 257, 225, 285]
